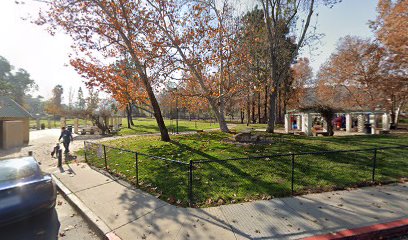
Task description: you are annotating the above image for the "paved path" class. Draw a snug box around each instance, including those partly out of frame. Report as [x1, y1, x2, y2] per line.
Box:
[53, 162, 408, 240]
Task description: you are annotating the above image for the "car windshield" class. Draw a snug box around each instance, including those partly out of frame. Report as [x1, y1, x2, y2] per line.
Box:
[0, 158, 39, 182]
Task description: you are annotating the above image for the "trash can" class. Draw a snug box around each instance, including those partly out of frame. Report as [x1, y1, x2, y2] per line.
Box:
[67, 125, 73, 133]
[364, 123, 371, 134]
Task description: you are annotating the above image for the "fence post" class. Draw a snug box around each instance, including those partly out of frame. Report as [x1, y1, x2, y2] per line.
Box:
[103, 145, 108, 170]
[372, 148, 377, 182]
[84, 141, 88, 162]
[57, 149, 62, 167]
[189, 160, 193, 207]
[291, 153, 295, 195]
[135, 152, 139, 187]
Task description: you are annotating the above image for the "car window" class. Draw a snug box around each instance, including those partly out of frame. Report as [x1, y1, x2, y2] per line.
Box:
[0, 158, 39, 182]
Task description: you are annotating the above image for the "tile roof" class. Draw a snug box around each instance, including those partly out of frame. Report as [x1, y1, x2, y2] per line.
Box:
[0, 96, 32, 118]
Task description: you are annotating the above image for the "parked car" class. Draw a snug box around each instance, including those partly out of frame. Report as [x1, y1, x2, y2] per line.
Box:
[0, 157, 57, 226]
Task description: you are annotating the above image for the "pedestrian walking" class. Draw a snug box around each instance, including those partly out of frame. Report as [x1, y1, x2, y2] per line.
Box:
[59, 127, 73, 154]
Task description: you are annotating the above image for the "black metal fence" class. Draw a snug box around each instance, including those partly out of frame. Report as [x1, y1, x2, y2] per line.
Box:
[83, 141, 408, 207]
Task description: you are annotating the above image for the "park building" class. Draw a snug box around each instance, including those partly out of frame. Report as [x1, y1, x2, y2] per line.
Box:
[0, 96, 32, 149]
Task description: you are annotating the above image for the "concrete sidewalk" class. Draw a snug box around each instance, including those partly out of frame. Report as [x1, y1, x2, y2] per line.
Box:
[52, 162, 408, 240]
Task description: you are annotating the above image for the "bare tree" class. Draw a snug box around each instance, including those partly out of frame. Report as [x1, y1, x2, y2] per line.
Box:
[260, 0, 340, 132]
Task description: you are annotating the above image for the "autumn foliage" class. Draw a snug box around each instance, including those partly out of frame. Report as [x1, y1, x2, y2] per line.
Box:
[36, 0, 406, 137]
[317, 0, 407, 126]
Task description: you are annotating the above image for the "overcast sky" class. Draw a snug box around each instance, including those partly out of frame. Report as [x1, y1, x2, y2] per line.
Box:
[0, 0, 377, 102]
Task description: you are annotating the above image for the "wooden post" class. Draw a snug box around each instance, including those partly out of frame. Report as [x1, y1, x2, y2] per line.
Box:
[36, 118, 41, 130]
[74, 118, 79, 134]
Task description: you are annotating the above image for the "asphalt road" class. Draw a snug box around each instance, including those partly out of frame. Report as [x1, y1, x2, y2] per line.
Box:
[0, 194, 100, 240]
[0, 129, 101, 240]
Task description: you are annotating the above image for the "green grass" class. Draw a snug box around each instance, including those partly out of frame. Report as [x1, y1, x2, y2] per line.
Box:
[118, 118, 219, 135]
[30, 117, 220, 132]
[30, 116, 279, 134]
[83, 131, 408, 207]
[29, 118, 89, 129]
[118, 118, 286, 135]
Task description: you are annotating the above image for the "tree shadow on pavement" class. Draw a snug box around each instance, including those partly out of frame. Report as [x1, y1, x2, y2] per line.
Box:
[0, 208, 60, 240]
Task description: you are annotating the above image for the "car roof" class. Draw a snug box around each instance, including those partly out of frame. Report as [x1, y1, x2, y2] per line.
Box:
[0, 157, 41, 184]
[0, 157, 39, 169]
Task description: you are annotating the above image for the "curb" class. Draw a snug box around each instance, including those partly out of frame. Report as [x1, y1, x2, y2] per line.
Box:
[302, 218, 408, 240]
[52, 174, 122, 240]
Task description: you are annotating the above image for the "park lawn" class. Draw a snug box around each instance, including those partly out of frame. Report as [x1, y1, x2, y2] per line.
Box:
[83, 131, 408, 207]
[29, 119, 58, 129]
[118, 118, 284, 135]
[29, 118, 88, 129]
[118, 118, 219, 135]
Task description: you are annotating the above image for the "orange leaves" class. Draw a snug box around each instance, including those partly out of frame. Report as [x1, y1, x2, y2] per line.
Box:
[316, 35, 398, 110]
[70, 56, 148, 108]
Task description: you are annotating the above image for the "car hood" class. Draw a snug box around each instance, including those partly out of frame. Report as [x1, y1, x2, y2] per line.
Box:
[0, 175, 51, 192]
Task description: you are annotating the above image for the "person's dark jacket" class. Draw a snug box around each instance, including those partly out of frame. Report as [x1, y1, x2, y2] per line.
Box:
[59, 130, 73, 143]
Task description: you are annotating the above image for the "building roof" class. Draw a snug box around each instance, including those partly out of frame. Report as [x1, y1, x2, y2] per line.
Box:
[0, 96, 32, 118]
[287, 109, 386, 115]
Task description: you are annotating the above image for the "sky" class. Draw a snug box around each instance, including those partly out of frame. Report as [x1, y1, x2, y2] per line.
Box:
[0, 0, 378, 102]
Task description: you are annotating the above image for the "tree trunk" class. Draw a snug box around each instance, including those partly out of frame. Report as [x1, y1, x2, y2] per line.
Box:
[128, 103, 135, 126]
[325, 116, 334, 136]
[124, 41, 170, 141]
[148, 94, 170, 141]
[137, 72, 170, 141]
[258, 91, 261, 123]
[283, 96, 288, 121]
[266, 42, 279, 133]
[126, 106, 131, 128]
[264, 85, 268, 124]
[219, 99, 229, 132]
[92, 115, 109, 135]
[276, 89, 285, 124]
[207, 97, 229, 132]
[247, 93, 251, 126]
[277, 90, 282, 123]
[252, 93, 256, 124]
[327, 121, 334, 136]
[240, 109, 245, 124]
[266, 89, 277, 133]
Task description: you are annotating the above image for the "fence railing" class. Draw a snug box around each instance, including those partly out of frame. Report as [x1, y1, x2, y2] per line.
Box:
[83, 141, 408, 207]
